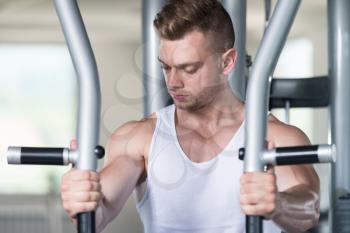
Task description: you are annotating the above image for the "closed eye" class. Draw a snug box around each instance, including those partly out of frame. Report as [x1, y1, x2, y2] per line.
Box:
[161, 65, 171, 71]
[184, 67, 198, 74]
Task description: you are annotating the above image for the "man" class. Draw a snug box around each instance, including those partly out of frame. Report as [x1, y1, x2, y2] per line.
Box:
[61, 0, 320, 232]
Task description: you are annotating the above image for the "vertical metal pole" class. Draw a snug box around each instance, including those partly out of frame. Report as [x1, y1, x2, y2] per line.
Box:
[284, 100, 290, 124]
[328, 0, 350, 231]
[142, 0, 171, 116]
[53, 0, 101, 232]
[244, 1, 301, 232]
[221, 0, 247, 101]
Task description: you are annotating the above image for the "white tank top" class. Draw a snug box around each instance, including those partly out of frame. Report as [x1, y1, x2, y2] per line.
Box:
[135, 105, 281, 233]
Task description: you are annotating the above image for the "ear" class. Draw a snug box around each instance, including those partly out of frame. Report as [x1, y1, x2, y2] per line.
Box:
[221, 48, 237, 76]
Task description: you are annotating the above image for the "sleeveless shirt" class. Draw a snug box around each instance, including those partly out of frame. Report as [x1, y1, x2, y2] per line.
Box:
[135, 105, 281, 233]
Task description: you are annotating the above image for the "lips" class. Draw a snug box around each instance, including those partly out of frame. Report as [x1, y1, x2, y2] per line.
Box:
[171, 93, 188, 101]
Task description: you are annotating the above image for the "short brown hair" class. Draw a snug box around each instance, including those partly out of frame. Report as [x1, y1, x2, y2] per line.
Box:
[153, 0, 235, 51]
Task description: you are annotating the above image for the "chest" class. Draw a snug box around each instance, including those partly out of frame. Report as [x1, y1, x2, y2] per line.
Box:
[176, 125, 241, 163]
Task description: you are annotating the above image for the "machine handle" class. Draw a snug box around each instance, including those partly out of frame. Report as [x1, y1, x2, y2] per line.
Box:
[78, 212, 96, 233]
[7, 147, 69, 165]
[7, 146, 105, 166]
[246, 216, 263, 233]
[239, 144, 335, 165]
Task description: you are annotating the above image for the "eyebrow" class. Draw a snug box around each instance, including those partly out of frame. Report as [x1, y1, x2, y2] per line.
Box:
[157, 57, 202, 69]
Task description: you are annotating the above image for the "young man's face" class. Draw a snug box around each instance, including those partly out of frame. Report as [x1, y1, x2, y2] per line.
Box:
[158, 30, 227, 111]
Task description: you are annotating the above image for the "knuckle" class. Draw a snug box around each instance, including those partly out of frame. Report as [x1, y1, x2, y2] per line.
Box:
[83, 171, 90, 180]
[83, 192, 91, 201]
[96, 182, 101, 191]
[96, 192, 102, 201]
[91, 202, 98, 210]
[85, 182, 93, 191]
[94, 172, 100, 181]
[83, 203, 92, 212]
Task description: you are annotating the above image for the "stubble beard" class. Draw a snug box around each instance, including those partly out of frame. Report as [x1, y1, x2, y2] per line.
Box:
[173, 84, 221, 112]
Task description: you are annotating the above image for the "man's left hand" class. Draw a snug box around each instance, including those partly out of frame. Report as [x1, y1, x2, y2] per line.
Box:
[239, 141, 280, 219]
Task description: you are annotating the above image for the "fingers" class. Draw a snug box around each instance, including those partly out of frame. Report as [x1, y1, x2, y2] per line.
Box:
[240, 182, 276, 196]
[240, 172, 278, 218]
[61, 180, 101, 193]
[241, 202, 276, 216]
[70, 139, 77, 150]
[61, 169, 102, 220]
[62, 191, 102, 203]
[62, 169, 100, 182]
[63, 201, 99, 219]
[266, 140, 275, 150]
[240, 172, 275, 185]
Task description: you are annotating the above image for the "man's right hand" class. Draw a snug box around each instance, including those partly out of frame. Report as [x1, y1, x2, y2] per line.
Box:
[61, 140, 103, 223]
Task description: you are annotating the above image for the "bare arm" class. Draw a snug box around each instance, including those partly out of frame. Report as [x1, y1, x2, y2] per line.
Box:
[96, 119, 153, 232]
[240, 121, 320, 233]
[61, 118, 154, 233]
[270, 124, 320, 233]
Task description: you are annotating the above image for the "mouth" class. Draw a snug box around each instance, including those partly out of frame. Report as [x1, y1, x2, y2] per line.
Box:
[171, 93, 188, 102]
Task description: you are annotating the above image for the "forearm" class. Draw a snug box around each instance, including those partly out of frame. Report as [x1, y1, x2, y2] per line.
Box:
[96, 156, 144, 233]
[272, 184, 320, 233]
[95, 200, 120, 233]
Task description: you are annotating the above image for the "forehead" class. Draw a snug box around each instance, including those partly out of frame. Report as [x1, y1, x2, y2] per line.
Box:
[159, 30, 213, 64]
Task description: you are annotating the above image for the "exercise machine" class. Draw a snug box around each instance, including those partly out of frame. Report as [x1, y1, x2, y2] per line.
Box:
[241, 0, 349, 232]
[6, 0, 104, 233]
[143, 1, 349, 233]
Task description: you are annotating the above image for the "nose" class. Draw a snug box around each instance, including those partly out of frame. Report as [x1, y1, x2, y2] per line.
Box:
[166, 69, 184, 89]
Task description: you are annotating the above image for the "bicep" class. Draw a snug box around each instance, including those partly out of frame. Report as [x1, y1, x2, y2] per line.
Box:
[269, 123, 320, 192]
[275, 165, 319, 192]
[99, 121, 146, 212]
[100, 155, 144, 208]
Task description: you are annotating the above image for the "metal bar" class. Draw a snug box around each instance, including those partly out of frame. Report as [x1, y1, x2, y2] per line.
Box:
[7, 147, 69, 165]
[328, 0, 350, 197]
[53, 0, 102, 232]
[262, 144, 335, 165]
[142, 0, 170, 116]
[221, 0, 247, 101]
[244, 0, 302, 180]
[244, 1, 301, 232]
[53, 0, 101, 170]
[284, 100, 290, 124]
[328, 0, 350, 232]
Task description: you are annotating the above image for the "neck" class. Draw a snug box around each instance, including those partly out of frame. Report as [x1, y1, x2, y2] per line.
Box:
[176, 84, 245, 128]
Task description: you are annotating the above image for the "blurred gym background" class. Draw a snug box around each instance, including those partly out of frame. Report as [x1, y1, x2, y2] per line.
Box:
[0, 0, 329, 232]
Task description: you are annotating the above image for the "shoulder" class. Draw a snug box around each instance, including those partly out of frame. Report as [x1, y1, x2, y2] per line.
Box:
[267, 114, 311, 147]
[110, 113, 157, 140]
[105, 113, 157, 163]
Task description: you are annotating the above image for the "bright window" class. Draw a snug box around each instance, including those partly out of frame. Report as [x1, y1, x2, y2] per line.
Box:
[0, 44, 77, 194]
[272, 38, 314, 141]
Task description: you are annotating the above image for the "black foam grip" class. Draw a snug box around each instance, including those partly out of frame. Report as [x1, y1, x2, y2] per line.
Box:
[275, 145, 318, 153]
[275, 145, 319, 165]
[276, 154, 319, 165]
[21, 147, 64, 165]
[246, 216, 263, 233]
[78, 212, 95, 233]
